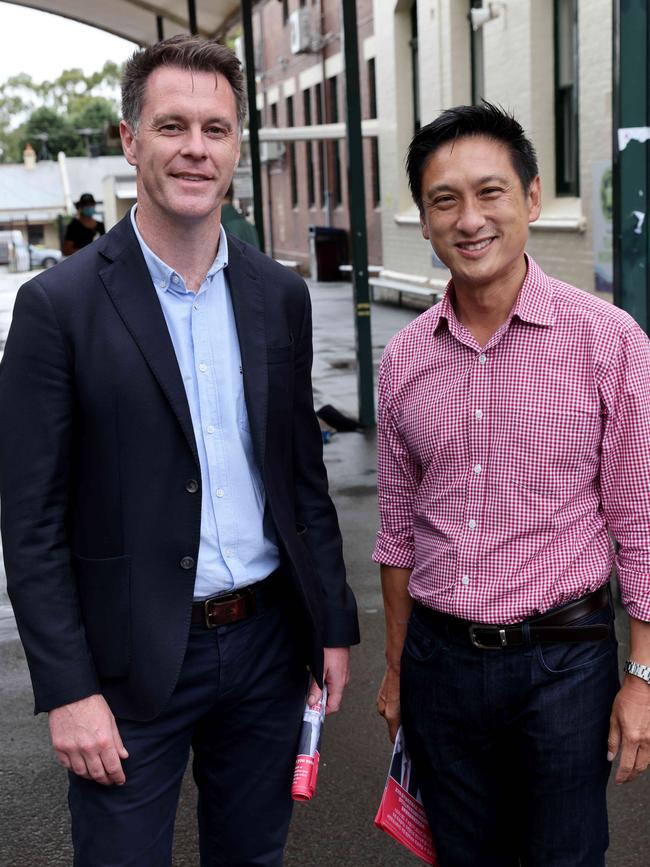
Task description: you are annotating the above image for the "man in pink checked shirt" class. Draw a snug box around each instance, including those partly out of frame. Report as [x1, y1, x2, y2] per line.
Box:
[373, 102, 650, 867]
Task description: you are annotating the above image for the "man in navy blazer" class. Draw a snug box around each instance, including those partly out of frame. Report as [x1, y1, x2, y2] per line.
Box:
[0, 36, 359, 866]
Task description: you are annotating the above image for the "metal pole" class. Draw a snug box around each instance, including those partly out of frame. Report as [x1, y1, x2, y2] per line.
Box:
[156, 15, 165, 41]
[187, 0, 198, 35]
[613, 0, 649, 333]
[341, 0, 374, 427]
[241, 0, 265, 251]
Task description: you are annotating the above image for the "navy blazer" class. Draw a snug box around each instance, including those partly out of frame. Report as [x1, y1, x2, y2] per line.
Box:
[0, 214, 359, 720]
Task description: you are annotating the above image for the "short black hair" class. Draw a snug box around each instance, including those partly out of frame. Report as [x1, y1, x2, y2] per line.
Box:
[406, 101, 539, 211]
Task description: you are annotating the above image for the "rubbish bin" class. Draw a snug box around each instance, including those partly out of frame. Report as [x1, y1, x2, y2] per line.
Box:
[308, 226, 349, 281]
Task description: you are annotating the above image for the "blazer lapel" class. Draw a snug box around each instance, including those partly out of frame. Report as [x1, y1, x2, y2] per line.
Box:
[226, 238, 268, 469]
[97, 217, 199, 466]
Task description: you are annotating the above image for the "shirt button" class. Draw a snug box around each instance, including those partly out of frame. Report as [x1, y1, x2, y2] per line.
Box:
[478, 353, 487, 364]
[180, 556, 195, 570]
[216, 488, 225, 498]
[159, 280, 167, 289]
[172, 275, 180, 284]
[468, 519, 477, 529]
[475, 409, 483, 420]
[199, 363, 208, 373]
[206, 425, 215, 434]
[461, 575, 470, 586]
[224, 548, 233, 558]
[473, 463, 482, 474]
[185, 479, 199, 493]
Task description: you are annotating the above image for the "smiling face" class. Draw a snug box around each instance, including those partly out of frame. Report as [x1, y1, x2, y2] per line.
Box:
[419, 135, 541, 297]
[120, 65, 241, 232]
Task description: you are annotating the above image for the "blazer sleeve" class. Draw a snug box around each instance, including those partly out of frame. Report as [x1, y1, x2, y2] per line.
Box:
[290, 282, 360, 648]
[0, 278, 100, 713]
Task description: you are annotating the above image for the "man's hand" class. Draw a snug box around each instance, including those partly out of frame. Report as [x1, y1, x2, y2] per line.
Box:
[376, 665, 401, 743]
[48, 693, 129, 786]
[308, 647, 350, 715]
[608, 677, 650, 784]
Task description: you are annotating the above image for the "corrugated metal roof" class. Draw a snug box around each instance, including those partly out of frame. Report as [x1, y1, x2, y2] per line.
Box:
[0, 155, 136, 218]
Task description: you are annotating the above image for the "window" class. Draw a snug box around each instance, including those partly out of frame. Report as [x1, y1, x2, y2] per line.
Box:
[371, 138, 381, 207]
[329, 76, 342, 206]
[367, 58, 377, 119]
[554, 0, 579, 195]
[287, 96, 298, 207]
[315, 83, 326, 208]
[270, 102, 278, 128]
[410, 2, 420, 132]
[303, 90, 315, 206]
[282, 0, 289, 24]
[470, 0, 485, 104]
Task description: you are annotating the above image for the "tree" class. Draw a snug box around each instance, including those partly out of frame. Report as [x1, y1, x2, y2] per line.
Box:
[0, 62, 123, 163]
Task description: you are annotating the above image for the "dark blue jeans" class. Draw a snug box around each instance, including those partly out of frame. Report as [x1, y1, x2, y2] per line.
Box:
[401, 601, 619, 867]
[68, 602, 308, 866]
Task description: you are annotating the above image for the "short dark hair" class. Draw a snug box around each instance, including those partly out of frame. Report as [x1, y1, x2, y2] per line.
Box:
[406, 101, 539, 211]
[121, 35, 247, 133]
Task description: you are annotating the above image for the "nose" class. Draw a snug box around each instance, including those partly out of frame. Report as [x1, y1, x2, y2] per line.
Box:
[180, 125, 208, 160]
[456, 197, 487, 235]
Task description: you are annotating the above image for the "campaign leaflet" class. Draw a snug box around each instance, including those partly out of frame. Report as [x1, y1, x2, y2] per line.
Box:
[374, 726, 437, 865]
[291, 685, 328, 801]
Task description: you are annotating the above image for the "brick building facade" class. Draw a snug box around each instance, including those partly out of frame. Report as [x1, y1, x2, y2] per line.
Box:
[233, 0, 381, 272]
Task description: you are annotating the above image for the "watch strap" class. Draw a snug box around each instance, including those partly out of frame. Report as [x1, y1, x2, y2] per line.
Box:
[624, 659, 650, 685]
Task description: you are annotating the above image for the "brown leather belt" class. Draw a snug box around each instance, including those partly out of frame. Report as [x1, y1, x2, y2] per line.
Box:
[417, 583, 612, 650]
[191, 568, 285, 629]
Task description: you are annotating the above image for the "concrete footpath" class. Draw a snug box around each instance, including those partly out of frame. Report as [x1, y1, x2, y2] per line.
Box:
[0, 268, 648, 866]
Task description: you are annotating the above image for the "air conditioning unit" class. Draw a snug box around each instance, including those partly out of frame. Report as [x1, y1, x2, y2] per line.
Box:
[289, 9, 312, 55]
[260, 141, 286, 163]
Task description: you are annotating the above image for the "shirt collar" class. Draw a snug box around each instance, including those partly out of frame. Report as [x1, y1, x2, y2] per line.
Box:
[431, 253, 556, 336]
[129, 205, 228, 294]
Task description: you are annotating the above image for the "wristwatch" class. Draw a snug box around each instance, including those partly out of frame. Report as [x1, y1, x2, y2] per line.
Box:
[624, 659, 650, 685]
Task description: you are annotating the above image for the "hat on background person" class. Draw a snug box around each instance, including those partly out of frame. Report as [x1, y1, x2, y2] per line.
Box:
[75, 193, 97, 210]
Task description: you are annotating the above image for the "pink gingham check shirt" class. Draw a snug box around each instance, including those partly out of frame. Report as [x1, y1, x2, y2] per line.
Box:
[373, 256, 650, 624]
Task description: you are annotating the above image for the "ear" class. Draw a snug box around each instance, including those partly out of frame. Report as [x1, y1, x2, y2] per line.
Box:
[420, 210, 430, 241]
[120, 120, 137, 167]
[527, 175, 542, 224]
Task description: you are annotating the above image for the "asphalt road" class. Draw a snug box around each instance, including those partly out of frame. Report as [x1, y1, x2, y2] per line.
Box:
[1, 269, 648, 866]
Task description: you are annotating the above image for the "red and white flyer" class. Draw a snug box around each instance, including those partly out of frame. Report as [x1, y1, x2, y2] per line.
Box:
[374, 726, 437, 865]
[291, 685, 328, 801]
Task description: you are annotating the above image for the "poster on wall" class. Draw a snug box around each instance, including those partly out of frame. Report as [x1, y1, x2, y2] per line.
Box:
[592, 160, 613, 293]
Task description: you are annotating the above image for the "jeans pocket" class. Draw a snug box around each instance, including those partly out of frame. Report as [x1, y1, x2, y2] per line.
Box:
[403, 615, 443, 664]
[535, 609, 617, 676]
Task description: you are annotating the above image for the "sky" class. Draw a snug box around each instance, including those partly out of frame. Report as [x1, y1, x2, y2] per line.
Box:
[0, 3, 137, 84]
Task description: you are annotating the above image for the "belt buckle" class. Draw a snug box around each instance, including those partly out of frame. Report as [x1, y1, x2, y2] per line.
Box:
[468, 624, 508, 650]
[204, 591, 251, 628]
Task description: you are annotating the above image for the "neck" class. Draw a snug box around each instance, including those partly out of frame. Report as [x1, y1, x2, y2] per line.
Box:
[452, 256, 527, 348]
[135, 204, 221, 294]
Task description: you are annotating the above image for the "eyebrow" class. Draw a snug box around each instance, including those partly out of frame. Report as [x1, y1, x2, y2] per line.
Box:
[424, 174, 510, 197]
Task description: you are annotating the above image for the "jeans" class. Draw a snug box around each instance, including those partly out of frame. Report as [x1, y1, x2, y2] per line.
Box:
[400, 600, 619, 867]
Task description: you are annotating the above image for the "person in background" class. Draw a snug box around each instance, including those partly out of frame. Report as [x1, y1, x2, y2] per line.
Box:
[62, 193, 105, 255]
[374, 102, 650, 867]
[220, 183, 261, 249]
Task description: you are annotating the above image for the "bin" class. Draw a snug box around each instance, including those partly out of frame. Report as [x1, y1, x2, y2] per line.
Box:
[308, 226, 349, 281]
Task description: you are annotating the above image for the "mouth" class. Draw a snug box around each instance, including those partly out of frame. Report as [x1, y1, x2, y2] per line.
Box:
[455, 237, 496, 256]
[172, 173, 213, 183]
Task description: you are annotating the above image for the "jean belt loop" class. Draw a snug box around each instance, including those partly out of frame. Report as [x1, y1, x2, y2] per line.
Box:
[522, 620, 532, 645]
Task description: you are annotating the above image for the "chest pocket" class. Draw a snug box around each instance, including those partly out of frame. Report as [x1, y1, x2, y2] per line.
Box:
[504, 408, 602, 496]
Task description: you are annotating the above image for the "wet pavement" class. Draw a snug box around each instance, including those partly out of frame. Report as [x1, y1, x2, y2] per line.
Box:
[0, 266, 648, 866]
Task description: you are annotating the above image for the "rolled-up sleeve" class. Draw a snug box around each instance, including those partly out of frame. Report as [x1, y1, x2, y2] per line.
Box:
[599, 322, 650, 621]
[372, 348, 420, 568]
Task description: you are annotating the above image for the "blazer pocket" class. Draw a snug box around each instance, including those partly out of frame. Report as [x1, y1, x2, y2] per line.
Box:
[72, 554, 132, 679]
[267, 340, 294, 364]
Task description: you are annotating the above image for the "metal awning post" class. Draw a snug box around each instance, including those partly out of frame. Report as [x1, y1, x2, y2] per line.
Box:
[187, 0, 198, 35]
[613, 0, 650, 332]
[156, 15, 164, 40]
[342, 0, 375, 427]
[240, 0, 265, 251]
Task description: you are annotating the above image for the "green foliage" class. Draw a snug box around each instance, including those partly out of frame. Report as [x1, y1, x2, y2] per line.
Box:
[0, 62, 123, 163]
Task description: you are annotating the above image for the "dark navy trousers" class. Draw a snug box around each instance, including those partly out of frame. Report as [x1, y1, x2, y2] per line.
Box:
[401, 602, 619, 867]
[68, 602, 308, 866]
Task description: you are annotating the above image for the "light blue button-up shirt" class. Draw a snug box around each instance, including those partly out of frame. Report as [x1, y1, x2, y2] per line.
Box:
[130, 207, 280, 598]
